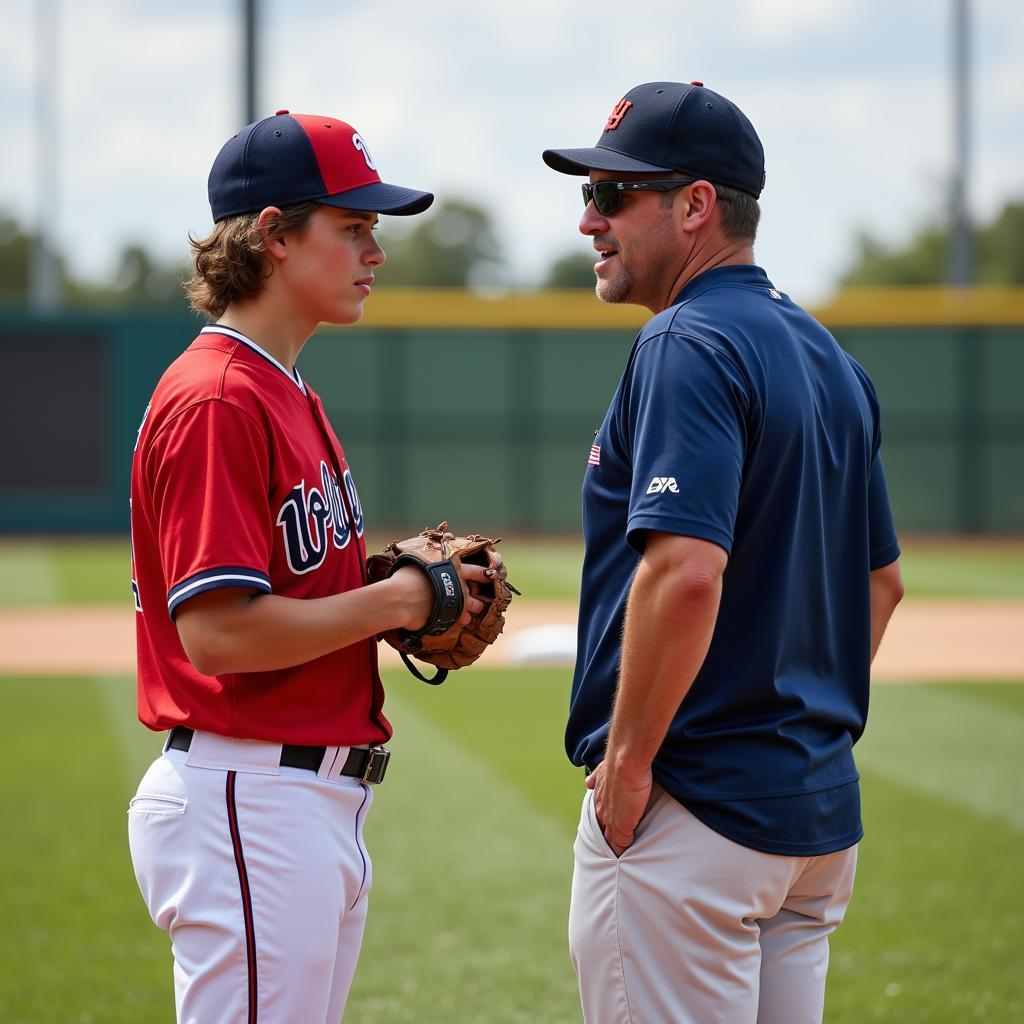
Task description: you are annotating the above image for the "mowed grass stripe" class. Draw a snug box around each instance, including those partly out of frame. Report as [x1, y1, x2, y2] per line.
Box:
[4, 536, 1024, 605]
[0, 677, 172, 1022]
[857, 683, 1024, 833]
[830, 768, 1024, 1022]
[3, 675, 1022, 1022]
[349, 684, 581, 1023]
[381, 666, 584, 829]
[0, 539, 131, 606]
[0, 542, 62, 604]
[899, 545, 1024, 599]
[91, 675, 164, 787]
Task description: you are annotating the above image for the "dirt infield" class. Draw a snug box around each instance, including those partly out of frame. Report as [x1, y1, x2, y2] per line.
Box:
[0, 600, 1021, 680]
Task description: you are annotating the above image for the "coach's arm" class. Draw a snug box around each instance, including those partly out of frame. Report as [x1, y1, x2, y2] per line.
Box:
[589, 530, 727, 856]
[869, 558, 904, 662]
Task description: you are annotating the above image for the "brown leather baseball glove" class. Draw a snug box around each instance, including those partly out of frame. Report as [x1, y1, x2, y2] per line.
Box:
[366, 523, 520, 684]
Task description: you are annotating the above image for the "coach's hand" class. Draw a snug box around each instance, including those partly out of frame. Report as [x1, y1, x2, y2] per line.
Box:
[587, 758, 652, 857]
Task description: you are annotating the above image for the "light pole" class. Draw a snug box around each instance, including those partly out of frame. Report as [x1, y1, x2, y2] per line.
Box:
[243, 0, 259, 126]
[30, 0, 61, 311]
[949, 0, 972, 287]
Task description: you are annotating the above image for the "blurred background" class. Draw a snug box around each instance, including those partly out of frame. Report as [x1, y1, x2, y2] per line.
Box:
[1, 0, 1023, 534]
[0, 2, 1022, 1022]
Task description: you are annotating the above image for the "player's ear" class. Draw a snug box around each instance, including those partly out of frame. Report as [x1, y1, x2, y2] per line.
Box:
[256, 206, 289, 259]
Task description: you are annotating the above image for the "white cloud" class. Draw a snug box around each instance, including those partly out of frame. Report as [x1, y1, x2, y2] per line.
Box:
[740, 0, 857, 40]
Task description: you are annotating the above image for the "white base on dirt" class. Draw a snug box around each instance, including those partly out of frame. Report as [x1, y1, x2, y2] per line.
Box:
[503, 624, 577, 666]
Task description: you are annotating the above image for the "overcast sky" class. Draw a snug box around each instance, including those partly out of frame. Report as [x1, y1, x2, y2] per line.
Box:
[1, 0, 1021, 303]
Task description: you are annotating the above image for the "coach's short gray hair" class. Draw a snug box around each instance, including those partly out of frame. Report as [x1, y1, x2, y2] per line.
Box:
[713, 183, 760, 242]
[659, 180, 760, 242]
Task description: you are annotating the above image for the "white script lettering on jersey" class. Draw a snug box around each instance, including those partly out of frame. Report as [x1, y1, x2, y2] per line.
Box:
[646, 476, 680, 495]
[276, 461, 365, 574]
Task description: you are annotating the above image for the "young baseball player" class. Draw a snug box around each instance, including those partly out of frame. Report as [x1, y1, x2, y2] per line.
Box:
[127, 111, 487, 1024]
[543, 83, 904, 1023]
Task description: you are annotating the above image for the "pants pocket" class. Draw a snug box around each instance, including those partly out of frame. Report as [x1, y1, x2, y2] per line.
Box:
[128, 793, 187, 815]
[582, 789, 621, 860]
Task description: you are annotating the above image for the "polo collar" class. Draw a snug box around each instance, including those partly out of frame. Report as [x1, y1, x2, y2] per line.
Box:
[670, 264, 773, 309]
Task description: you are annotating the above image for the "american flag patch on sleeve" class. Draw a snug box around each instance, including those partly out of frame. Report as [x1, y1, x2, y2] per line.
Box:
[588, 444, 601, 466]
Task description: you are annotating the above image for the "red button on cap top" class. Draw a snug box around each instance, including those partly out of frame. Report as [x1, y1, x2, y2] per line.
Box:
[275, 109, 289, 115]
[690, 80, 704, 87]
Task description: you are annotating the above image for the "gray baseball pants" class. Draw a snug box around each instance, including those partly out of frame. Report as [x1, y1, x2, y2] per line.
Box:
[569, 785, 857, 1024]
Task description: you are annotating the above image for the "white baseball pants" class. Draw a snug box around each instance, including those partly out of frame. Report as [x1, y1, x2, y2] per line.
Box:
[128, 731, 374, 1024]
[569, 785, 857, 1024]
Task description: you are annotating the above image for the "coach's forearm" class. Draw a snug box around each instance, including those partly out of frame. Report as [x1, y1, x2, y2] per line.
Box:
[606, 542, 725, 773]
[176, 571, 431, 676]
[869, 558, 904, 662]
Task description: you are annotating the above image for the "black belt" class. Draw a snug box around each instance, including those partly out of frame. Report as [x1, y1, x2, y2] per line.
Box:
[167, 726, 390, 785]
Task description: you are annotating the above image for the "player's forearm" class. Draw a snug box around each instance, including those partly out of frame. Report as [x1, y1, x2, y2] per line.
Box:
[606, 556, 723, 773]
[177, 575, 421, 676]
[869, 559, 904, 662]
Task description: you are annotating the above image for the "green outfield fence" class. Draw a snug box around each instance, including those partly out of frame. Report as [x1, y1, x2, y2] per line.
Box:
[1, 288, 1023, 534]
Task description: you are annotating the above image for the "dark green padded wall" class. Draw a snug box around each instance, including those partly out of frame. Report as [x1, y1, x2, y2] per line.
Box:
[1, 314, 1021, 534]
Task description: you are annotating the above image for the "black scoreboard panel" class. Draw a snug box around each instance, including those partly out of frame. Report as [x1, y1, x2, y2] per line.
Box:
[0, 330, 108, 490]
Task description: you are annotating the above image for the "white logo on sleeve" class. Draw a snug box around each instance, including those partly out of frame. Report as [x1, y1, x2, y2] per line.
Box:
[646, 476, 679, 495]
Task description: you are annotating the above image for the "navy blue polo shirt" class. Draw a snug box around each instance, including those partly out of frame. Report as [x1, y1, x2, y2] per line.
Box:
[568, 264, 900, 856]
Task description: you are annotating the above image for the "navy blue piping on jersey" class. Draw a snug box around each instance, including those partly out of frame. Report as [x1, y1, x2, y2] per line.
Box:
[167, 567, 271, 619]
[225, 772, 258, 1024]
[200, 325, 307, 394]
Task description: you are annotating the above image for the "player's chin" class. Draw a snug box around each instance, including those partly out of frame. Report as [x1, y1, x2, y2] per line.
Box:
[328, 300, 367, 326]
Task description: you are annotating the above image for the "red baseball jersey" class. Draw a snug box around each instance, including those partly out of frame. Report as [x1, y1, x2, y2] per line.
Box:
[130, 325, 390, 746]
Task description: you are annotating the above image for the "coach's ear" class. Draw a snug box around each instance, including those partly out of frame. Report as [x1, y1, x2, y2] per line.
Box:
[257, 206, 289, 259]
[675, 180, 717, 237]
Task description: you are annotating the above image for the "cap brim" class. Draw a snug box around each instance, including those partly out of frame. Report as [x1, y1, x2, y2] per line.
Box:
[320, 181, 434, 216]
[542, 146, 673, 176]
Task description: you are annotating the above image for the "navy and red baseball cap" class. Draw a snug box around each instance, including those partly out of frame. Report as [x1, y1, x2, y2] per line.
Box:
[543, 82, 765, 198]
[208, 110, 433, 222]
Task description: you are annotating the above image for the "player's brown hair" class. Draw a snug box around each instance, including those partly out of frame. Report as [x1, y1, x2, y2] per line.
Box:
[185, 202, 320, 318]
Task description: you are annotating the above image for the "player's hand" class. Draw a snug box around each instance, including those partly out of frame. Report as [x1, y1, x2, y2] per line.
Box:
[587, 758, 653, 857]
[391, 563, 487, 631]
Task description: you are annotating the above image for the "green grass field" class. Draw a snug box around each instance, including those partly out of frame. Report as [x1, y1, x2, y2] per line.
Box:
[0, 673, 1022, 1022]
[0, 538, 1022, 1021]
[2, 535, 1024, 604]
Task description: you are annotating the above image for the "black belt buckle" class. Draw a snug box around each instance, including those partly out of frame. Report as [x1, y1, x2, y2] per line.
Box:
[361, 745, 390, 785]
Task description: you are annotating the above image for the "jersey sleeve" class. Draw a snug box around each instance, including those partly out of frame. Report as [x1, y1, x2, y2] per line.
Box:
[622, 332, 750, 554]
[144, 398, 274, 618]
[845, 354, 900, 569]
[867, 453, 900, 569]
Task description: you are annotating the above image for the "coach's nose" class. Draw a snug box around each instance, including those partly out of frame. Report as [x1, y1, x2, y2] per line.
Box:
[580, 201, 610, 237]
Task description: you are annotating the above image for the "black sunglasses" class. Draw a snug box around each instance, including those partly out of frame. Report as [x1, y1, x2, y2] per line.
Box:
[582, 179, 695, 216]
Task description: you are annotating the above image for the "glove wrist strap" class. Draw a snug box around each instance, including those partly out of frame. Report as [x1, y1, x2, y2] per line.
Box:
[390, 554, 464, 636]
[399, 653, 448, 686]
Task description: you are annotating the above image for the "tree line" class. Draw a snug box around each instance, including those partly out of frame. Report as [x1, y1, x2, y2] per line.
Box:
[1, 197, 1021, 308]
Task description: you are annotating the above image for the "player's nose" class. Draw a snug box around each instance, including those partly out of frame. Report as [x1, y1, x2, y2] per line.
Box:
[365, 236, 385, 267]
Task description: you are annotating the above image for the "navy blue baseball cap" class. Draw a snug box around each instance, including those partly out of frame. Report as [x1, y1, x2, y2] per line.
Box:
[208, 110, 434, 222]
[543, 81, 765, 198]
